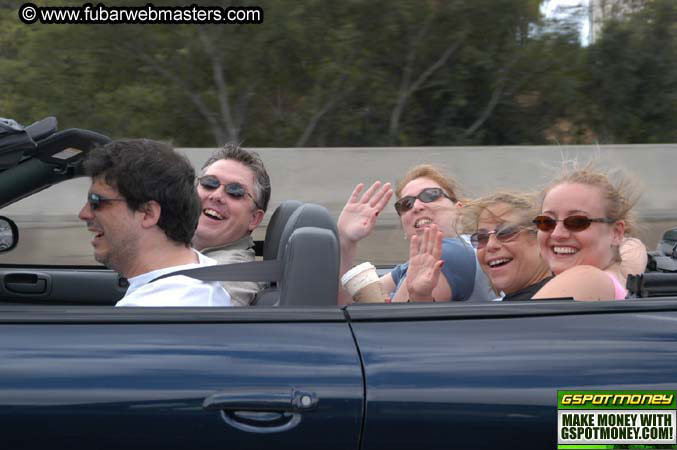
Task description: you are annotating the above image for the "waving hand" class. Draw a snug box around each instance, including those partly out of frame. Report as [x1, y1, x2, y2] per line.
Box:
[338, 181, 393, 244]
[406, 224, 443, 302]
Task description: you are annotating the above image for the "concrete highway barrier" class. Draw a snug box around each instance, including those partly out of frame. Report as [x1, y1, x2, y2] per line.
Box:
[2, 145, 675, 265]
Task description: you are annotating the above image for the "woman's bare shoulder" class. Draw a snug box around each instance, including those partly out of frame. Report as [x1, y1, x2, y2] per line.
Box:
[620, 237, 648, 275]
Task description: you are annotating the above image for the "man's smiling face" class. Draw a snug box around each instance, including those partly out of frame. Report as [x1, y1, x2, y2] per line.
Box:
[194, 159, 263, 250]
[78, 177, 140, 274]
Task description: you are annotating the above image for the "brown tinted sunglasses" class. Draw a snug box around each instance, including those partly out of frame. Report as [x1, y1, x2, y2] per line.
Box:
[532, 215, 615, 232]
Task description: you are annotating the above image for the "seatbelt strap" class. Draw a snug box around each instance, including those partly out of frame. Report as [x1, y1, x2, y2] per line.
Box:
[150, 259, 282, 283]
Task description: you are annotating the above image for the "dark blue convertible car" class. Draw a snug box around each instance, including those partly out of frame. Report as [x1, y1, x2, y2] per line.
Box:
[1, 118, 677, 449]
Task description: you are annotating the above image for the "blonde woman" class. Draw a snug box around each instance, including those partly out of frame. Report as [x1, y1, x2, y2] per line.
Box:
[532, 164, 646, 301]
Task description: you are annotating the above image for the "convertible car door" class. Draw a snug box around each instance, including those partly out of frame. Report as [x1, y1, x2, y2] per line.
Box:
[347, 300, 677, 450]
[0, 306, 363, 450]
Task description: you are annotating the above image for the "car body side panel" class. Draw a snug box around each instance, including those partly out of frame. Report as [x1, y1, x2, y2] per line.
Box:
[349, 306, 677, 450]
[0, 320, 363, 449]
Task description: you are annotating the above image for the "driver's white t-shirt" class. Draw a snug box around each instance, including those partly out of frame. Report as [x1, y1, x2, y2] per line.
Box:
[115, 251, 232, 307]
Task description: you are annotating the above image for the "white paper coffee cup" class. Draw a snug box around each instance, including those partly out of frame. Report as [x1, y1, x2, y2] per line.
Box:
[341, 262, 388, 303]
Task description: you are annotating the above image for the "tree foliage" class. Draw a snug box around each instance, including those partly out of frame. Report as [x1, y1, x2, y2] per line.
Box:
[0, 0, 672, 146]
[584, 0, 677, 143]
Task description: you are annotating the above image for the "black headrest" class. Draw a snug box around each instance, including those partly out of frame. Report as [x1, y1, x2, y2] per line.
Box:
[263, 200, 303, 260]
[279, 227, 339, 306]
[627, 272, 677, 297]
[657, 228, 677, 258]
[277, 203, 338, 260]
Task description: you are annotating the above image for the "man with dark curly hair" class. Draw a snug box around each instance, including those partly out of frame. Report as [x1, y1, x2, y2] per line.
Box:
[78, 139, 232, 307]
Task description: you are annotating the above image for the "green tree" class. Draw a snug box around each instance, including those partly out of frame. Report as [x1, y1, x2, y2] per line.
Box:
[0, 0, 618, 147]
[584, 0, 677, 143]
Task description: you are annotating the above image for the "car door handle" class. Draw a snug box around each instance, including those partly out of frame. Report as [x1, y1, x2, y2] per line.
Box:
[4, 273, 48, 294]
[202, 387, 318, 413]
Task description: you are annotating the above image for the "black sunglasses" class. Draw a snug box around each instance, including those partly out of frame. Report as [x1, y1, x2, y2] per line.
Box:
[394, 187, 456, 215]
[532, 215, 615, 233]
[88, 192, 125, 210]
[470, 224, 532, 249]
[198, 175, 262, 209]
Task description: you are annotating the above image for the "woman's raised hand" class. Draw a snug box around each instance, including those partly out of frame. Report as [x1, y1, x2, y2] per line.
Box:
[338, 181, 393, 244]
[406, 224, 443, 302]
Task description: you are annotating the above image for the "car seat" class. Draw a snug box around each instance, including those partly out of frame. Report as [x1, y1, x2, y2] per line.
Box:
[254, 203, 339, 306]
[251, 200, 302, 305]
[627, 227, 677, 297]
[263, 200, 304, 260]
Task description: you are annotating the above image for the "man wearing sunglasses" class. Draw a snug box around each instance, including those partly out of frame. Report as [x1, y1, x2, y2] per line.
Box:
[192, 144, 271, 306]
[78, 139, 232, 307]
